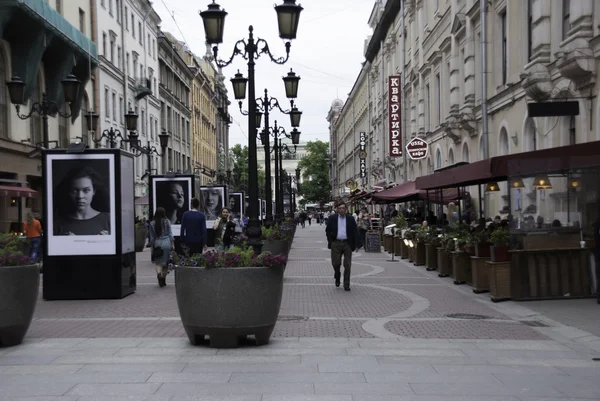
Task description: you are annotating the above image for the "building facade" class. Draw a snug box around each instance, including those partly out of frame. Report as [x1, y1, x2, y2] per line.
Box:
[96, 0, 162, 203]
[0, 0, 98, 232]
[331, 0, 600, 221]
[158, 32, 192, 174]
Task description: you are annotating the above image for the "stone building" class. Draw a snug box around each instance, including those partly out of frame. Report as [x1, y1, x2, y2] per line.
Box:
[0, 0, 98, 232]
[330, 0, 600, 220]
[158, 32, 192, 174]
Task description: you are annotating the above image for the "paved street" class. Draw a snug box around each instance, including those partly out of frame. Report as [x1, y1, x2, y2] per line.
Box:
[1, 223, 600, 400]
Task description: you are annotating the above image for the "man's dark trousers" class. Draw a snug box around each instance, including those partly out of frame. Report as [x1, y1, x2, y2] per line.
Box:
[331, 239, 352, 288]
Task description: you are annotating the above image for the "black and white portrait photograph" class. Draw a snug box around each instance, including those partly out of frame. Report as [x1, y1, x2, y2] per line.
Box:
[201, 185, 226, 224]
[262, 199, 267, 218]
[152, 177, 192, 236]
[258, 198, 263, 221]
[228, 192, 244, 219]
[45, 153, 116, 256]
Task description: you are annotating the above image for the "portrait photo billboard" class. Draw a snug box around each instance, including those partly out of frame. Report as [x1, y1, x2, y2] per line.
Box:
[200, 185, 226, 226]
[151, 177, 192, 236]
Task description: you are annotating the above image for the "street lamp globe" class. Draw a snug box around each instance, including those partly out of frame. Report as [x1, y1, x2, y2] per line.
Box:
[274, 0, 304, 40]
[125, 109, 139, 131]
[62, 74, 81, 104]
[291, 128, 300, 145]
[230, 70, 248, 100]
[290, 106, 302, 127]
[282, 69, 300, 99]
[158, 129, 170, 149]
[199, 0, 228, 45]
[6, 75, 25, 105]
[128, 132, 140, 149]
[84, 110, 100, 132]
[255, 109, 263, 129]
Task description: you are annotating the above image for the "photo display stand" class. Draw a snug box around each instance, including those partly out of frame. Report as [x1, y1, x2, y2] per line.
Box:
[149, 174, 197, 253]
[42, 149, 136, 300]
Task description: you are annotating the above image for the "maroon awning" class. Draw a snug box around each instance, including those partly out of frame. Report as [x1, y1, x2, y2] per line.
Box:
[371, 181, 420, 203]
[415, 159, 494, 190]
[0, 185, 38, 197]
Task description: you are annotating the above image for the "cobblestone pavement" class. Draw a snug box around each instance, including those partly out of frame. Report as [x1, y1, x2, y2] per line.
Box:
[2, 223, 600, 400]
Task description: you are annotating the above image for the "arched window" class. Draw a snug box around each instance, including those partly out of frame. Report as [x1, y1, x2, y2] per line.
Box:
[524, 117, 536, 151]
[462, 142, 470, 162]
[499, 127, 509, 156]
[0, 49, 7, 139]
[435, 149, 442, 169]
[448, 148, 455, 165]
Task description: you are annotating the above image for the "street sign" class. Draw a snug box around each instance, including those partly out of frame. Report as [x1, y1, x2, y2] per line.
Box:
[405, 137, 429, 160]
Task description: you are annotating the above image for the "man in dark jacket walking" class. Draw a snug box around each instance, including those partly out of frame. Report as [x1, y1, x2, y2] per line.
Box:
[180, 198, 207, 255]
[325, 201, 361, 291]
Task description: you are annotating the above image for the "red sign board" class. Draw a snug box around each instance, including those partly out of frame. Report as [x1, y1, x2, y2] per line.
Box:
[405, 137, 429, 160]
[388, 76, 402, 157]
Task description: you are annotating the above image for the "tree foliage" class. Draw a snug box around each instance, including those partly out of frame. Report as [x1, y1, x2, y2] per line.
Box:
[229, 144, 266, 198]
[297, 140, 331, 205]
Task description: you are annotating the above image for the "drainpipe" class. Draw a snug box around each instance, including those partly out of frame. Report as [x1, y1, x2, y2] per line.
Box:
[480, 0, 489, 217]
[401, 0, 407, 182]
[367, 64, 372, 189]
[91, 0, 99, 141]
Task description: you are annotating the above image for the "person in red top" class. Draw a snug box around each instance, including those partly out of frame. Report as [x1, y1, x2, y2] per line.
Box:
[23, 212, 42, 263]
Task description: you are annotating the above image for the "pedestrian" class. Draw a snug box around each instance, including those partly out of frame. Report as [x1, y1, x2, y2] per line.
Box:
[180, 197, 207, 256]
[325, 201, 361, 291]
[148, 207, 174, 288]
[23, 212, 42, 263]
[212, 207, 236, 251]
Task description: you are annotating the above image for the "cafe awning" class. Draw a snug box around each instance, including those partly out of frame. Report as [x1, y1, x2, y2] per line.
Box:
[0, 185, 38, 197]
[371, 181, 420, 203]
[415, 159, 495, 190]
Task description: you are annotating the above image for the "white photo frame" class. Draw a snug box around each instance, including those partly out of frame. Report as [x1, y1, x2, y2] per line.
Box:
[201, 186, 226, 226]
[152, 177, 193, 236]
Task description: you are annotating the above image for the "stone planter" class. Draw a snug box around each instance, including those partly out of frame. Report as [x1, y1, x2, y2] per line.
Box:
[487, 260, 511, 302]
[437, 248, 451, 277]
[175, 265, 284, 348]
[135, 225, 147, 252]
[0, 265, 40, 347]
[425, 243, 438, 271]
[491, 245, 509, 262]
[451, 251, 471, 285]
[471, 256, 490, 293]
[414, 242, 426, 266]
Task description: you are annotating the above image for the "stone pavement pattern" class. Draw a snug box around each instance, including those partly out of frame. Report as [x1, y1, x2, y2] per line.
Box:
[0, 223, 599, 400]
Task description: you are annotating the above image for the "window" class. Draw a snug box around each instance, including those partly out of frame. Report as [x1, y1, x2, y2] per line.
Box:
[527, 0, 533, 60]
[125, 6, 128, 29]
[133, 57, 138, 79]
[104, 87, 110, 118]
[138, 22, 142, 44]
[112, 92, 116, 121]
[110, 37, 115, 63]
[119, 97, 124, 124]
[501, 12, 507, 85]
[56, 0, 62, 14]
[109, 0, 112, 15]
[117, 46, 122, 69]
[562, 0, 570, 40]
[0, 50, 7, 139]
[435, 149, 442, 169]
[141, 109, 146, 135]
[148, 34, 151, 54]
[435, 73, 441, 125]
[425, 84, 430, 131]
[100, 0, 105, 7]
[152, 39, 156, 58]
[131, 14, 135, 38]
[126, 52, 130, 74]
[116, 0, 120, 22]
[102, 32, 107, 56]
[79, 9, 85, 34]
[434, 0, 439, 12]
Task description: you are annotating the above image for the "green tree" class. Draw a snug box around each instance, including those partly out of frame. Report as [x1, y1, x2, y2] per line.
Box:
[297, 140, 331, 206]
[229, 144, 266, 198]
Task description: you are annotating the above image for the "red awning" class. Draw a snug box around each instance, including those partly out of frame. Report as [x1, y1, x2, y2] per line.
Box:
[415, 159, 494, 190]
[135, 195, 149, 205]
[0, 185, 38, 197]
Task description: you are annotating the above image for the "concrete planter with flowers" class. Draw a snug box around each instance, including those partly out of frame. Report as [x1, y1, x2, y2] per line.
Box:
[0, 235, 39, 347]
[173, 247, 286, 348]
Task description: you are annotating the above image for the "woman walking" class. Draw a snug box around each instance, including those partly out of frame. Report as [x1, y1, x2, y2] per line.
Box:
[212, 207, 236, 251]
[148, 207, 174, 288]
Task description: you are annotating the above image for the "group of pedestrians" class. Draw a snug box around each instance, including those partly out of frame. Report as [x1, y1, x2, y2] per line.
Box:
[147, 199, 241, 287]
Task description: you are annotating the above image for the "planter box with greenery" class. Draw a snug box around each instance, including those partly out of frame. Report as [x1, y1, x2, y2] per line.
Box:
[0, 235, 39, 347]
[451, 251, 471, 285]
[261, 226, 291, 259]
[471, 256, 490, 293]
[173, 247, 286, 348]
[490, 228, 510, 262]
[487, 260, 511, 302]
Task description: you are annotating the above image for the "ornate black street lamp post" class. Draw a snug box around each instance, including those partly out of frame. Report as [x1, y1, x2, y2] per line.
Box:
[269, 122, 300, 222]
[127, 129, 170, 176]
[85, 109, 140, 148]
[6, 74, 81, 149]
[240, 83, 301, 226]
[200, 0, 303, 253]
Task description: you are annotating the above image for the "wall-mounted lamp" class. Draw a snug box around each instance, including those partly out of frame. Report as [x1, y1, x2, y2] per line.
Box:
[568, 177, 581, 189]
[485, 181, 500, 192]
[510, 178, 525, 189]
[532, 174, 552, 190]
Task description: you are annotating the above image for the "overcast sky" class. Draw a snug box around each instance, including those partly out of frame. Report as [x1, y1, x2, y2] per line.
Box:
[153, 0, 375, 147]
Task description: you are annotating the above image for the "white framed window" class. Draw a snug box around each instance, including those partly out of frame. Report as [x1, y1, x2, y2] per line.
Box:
[104, 87, 110, 118]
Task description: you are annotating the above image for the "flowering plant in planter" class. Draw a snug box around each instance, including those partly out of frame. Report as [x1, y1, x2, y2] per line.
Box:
[171, 246, 287, 269]
[0, 234, 31, 267]
[261, 226, 289, 241]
